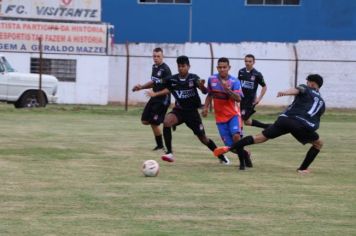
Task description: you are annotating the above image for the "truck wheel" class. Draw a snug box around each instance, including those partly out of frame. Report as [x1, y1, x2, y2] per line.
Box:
[15, 91, 47, 108]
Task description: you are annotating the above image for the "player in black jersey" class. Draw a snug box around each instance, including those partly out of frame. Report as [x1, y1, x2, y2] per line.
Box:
[132, 48, 172, 151]
[146, 56, 229, 164]
[238, 54, 270, 128]
[214, 74, 325, 174]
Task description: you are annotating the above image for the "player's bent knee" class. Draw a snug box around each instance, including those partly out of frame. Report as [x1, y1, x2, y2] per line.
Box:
[313, 139, 323, 150]
[244, 120, 252, 126]
[141, 120, 150, 125]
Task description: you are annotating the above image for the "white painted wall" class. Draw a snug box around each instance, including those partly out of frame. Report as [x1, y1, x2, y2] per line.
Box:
[108, 41, 356, 108]
[2, 40, 356, 108]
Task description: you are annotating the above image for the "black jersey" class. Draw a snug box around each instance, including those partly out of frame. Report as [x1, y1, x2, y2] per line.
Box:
[163, 73, 203, 111]
[238, 68, 266, 103]
[151, 63, 172, 103]
[282, 84, 325, 131]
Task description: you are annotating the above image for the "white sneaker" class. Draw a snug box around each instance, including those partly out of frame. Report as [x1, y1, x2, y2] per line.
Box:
[161, 153, 175, 162]
[218, 155, 231, 165]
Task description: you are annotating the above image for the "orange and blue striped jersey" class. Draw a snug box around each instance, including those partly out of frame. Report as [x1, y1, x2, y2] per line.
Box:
[207, 74, 243, 123]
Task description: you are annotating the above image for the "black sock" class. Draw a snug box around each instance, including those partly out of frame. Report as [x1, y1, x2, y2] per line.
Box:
[298, 146, 320, 170]
[236, 149, 247, 169]
[163, 127, 172, 153]
[155, 135, 163, 148]
[251, 119, 270, 129]
[230, 136, 254, 153]
[206, 139, 226, 160]
[206, 139, 217, 151]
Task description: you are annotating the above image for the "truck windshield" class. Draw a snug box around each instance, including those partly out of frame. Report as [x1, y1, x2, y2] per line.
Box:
[0, 57, 15, 72]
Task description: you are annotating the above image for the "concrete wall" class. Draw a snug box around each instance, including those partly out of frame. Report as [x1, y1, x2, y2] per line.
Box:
[2, 40, 356, 108]
[108, 41, 356, 108]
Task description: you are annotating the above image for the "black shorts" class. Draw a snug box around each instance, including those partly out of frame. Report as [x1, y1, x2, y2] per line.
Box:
[240, 101, 256, 121]
[262, 116, 319, 145]
[141, 99, 169, 125]
[169, 108, 206, 137]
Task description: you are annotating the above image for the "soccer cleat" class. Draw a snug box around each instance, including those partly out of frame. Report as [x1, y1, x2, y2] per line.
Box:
[245, 150, 253, 168]
[161, 153, 175, 162]
[218, 155, 231, 165]
[213, 146, 230, 157]
[297, 169, 311, 174]
[152, 146, 165, 151]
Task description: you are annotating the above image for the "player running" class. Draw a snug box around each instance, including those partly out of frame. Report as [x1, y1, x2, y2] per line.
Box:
[146, 55, 229, 164]
[214, 74, 325, 174]
[238, 54, 270, 128]
[202, 57, 252, 170]
[132, 47, 172, 151]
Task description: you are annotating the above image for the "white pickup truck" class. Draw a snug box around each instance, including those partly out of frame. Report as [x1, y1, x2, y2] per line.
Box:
[0, 55, 58, 108]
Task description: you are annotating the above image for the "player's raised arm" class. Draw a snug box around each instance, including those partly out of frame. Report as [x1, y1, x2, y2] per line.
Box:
[254, 84, 267, 105]
[145, 88, 170, 98]
[224, 87, 242, 102]
[198, 79, 208, 94]
[132, 80, 154, 92]
[202, 94, 212, 117]
[277, 87, 300, 97]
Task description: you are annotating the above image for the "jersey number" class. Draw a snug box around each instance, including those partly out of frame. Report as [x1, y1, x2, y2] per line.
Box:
[308, 97, 323, 117]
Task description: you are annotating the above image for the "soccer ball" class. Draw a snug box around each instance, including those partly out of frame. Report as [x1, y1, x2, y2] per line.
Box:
[142, 160, 159, 177]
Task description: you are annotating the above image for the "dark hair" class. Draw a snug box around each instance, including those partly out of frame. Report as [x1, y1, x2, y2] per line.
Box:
[306, 74, 323, 88]
[245, 54, 255, 61]
[217, 57, 230, 65]
[177, 55, 190, 65]
[153, 47, 163, 53]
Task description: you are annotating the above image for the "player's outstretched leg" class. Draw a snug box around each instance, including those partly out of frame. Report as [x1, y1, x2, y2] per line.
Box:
[161, 126, 174, 162]
[214, 136, 255, 157]
[251, 119, 271, 129]
[201, 137, 230, 165]
[150, 124, 164, 151]
[297, 139, 323, 174]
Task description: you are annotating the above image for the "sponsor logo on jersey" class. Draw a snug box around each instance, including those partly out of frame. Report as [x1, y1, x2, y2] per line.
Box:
[176, 89, 196, 99]
[212, 83, 217, 87]
[241, 81, 254, 89]
[151, 76, 161, 83]
[251, 75, 255, 81]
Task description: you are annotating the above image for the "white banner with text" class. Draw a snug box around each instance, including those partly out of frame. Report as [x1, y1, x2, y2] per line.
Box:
[0, 0, 101, 22]
[0, 20, 108, 55]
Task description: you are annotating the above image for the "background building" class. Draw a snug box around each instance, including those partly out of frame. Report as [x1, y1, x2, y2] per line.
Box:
[102, 0, 356, 43]
[1, 0, 356, 107]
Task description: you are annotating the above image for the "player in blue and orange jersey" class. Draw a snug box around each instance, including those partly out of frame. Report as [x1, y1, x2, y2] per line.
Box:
[214, 74, 325, 174]
[202, 57, 252, 170]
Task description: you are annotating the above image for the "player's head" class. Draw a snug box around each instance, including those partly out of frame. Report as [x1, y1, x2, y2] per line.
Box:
[217, 57, 231, 79]
[177, 55, 190, 77]
[153, 47, 163, 65]
[306, 74, 323, 89]
[244, 54, 255, 70]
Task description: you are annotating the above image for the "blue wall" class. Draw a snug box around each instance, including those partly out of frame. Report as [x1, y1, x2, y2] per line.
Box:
[102, 0, 356, 43]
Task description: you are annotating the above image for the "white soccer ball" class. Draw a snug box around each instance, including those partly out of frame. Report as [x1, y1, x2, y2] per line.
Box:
[142, 160, 160, 177]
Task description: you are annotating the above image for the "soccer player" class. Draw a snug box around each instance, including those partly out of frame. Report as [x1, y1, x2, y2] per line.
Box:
[132, 47, 172, 151]
[202, 57, 252, 169]
[146, 55, 229, 164]
[238, 54, 270, 128]
[214, 74, 325, 174]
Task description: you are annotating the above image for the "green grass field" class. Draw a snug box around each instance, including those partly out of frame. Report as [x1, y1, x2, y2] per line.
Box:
[0, 104, 355, 236]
